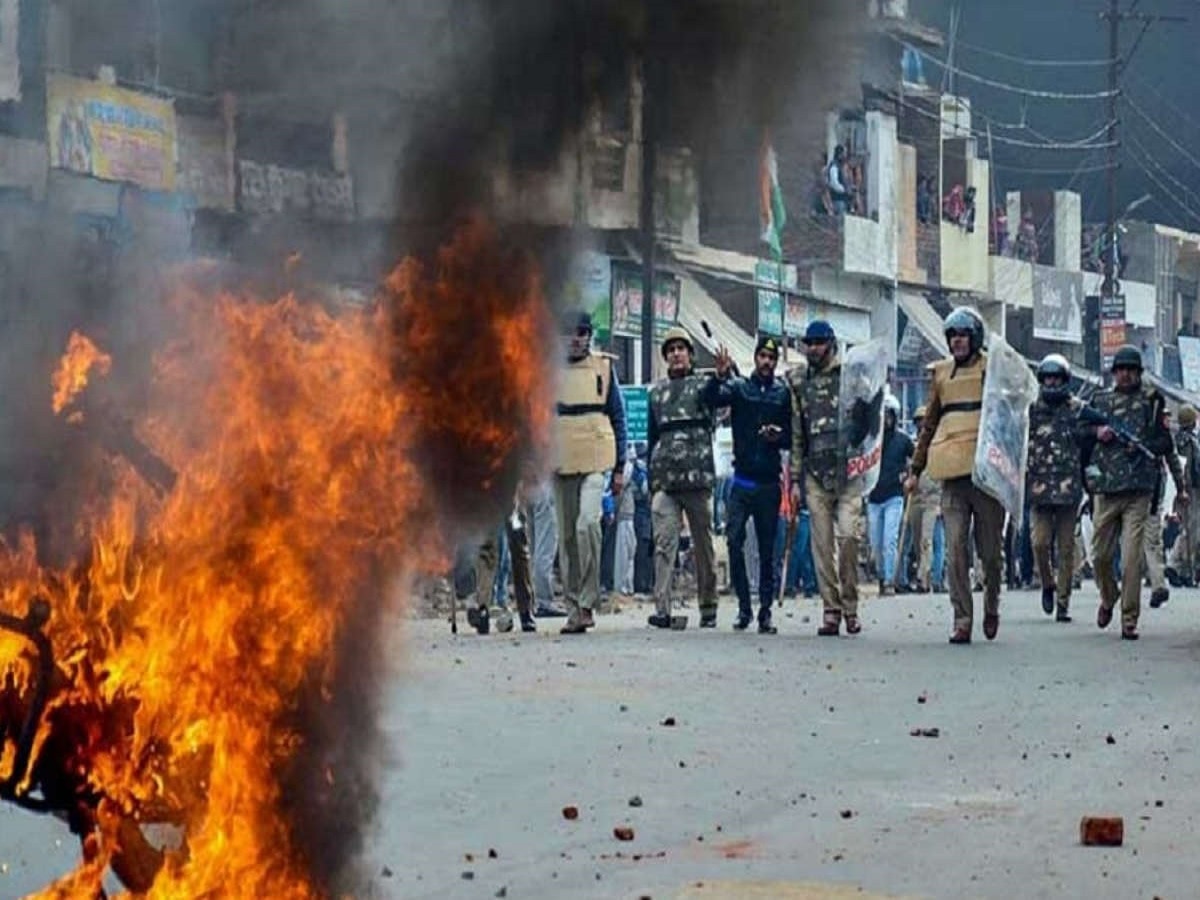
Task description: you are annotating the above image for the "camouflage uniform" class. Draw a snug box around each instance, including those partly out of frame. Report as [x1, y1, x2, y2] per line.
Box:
[1026, 395, 1088, 613]
[1169, 422, 1200, 580]
[648, 372, 717, 620]
[791, 353, 863, 628]
[1088, 384, 1179, 632]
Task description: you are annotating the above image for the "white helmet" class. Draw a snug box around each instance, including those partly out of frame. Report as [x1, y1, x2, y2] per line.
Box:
[884, 393, 901, 415]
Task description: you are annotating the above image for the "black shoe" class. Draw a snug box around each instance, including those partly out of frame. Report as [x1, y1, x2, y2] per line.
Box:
[466, 606, 490, 635]
[520, 615, 537, 633]
[783, 587, 797, 599]
[758, 619, 778, 635]
[1055, 606, 1072, 623]
[534, 603, 568, 618]
[1149, 587, 1169, 609]
[648, 613, 672, 629]
[699, 611, 717, 628]
[733, 615, 752, 631]
[1041, 586, 1055, 615]
[1165, 567, 1180, 588]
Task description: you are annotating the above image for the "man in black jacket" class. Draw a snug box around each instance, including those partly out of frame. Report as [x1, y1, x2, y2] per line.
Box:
[704, 336, 792, 633]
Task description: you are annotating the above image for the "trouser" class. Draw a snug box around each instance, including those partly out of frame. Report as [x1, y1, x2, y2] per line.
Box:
[907, 499, 940, 587]
[1173, 503, 1200, 576]
[529, 485, 558, 608]
[806, 475, 863, 617]
[652, 488, 717, 616]
[1142, 509, 1165, 592]
[785, 511, 817, 594]
[1031, 505, 1075, 605]
[1092, 492, 1150, 629]
[726, 480, 781, 622]
[454, 515, 534, 619]
[614, 518, 636, 595]
[554, 472, 606, 619]
[867, 495, 905, 585]
[941, 476, 1005, 632]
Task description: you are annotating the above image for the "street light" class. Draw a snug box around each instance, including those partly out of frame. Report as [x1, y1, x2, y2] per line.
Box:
[1120, 193, 1152, 219]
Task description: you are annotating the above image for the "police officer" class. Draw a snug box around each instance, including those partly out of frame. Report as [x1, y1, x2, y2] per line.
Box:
[789, 320, 865, 636]
[705, 335, 792, 634]
[460, 506, 538, 635]
[906, 307, 1004, 644]
[1087, 345, 1186, 640]
[1168, 404, 1200, 587]
[647, 327, 719, 628]
[1026, 354, 1089, 623]
[553, 310, 628, 635]
[904, 406, 942, 593]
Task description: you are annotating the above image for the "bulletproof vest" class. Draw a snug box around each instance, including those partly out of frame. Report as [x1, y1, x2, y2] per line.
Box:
[925, 353, 985, 482]
[648, 373, 714, 494]
[554, 352, 617, 475]
[1026, 396, 1083, 507]
[800, 357, 842, 491]
[1089, 385, 1161, 496]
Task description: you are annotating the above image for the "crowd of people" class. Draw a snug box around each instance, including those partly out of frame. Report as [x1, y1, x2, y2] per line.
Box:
[454, 304, 1199, 644]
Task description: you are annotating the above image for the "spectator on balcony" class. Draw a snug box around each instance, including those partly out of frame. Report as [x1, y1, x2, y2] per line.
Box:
[990, 205, 1009, 256]
[810, 153, 834, 216]
[917, 175, 935, 224]
[1016, 209, 1038, 262]
[942, 184, 964, 224]
[826, 145, 853, 216]
[846, 154, 866, 215]
[961, 186, 977, 233]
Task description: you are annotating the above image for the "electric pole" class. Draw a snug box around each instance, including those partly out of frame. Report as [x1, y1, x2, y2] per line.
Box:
[639, 6, 660, 386]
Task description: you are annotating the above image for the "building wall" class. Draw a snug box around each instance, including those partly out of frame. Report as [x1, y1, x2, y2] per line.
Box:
[991, 255, 1033, 308]
[896, 142, 922, 283]
[939, 156, 989, 293]
[843, 111, 898, 281]
[1054, 191, 1081, 271]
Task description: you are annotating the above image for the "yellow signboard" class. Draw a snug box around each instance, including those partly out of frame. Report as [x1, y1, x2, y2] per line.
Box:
[47, 74, 177, 192]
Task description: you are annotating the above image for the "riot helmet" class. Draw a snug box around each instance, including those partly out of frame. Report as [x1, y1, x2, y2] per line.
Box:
[943, 306, 985, 359]
[1110, 345, 1143, 372]
[1037, 353, 1071, 404]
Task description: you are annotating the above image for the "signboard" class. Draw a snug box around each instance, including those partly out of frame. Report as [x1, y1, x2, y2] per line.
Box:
[1179, 336, 1200, 393]
[755, 259, 796, 337]
[177, 115, 233, 211]
[1099, 293, 1126, 373]
[565, 251, 613, 341]
[620, 385, 650, 445]
[611, 263, 680, 340]
[47, 74, 177, 191]
[0, 0, 17, 101]
[784, 294, 808, 338]
[1032, 266, 1083, 345]
[238, 160, 355, 222]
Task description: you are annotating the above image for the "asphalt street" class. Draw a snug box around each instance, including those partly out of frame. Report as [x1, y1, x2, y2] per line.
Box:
[2, 584, 1198, 899]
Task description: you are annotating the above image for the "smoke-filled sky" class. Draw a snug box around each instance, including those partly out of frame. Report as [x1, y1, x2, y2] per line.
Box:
[912, 0, 1200, 232]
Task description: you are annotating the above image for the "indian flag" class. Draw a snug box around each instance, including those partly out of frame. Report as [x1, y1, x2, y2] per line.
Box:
[759, 138, 787, 261]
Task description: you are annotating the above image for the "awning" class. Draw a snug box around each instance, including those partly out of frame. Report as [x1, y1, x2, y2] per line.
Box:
[897, 289, 950, 359]
[1146, 372, 1200, 409]
[676, 271, 756, 374]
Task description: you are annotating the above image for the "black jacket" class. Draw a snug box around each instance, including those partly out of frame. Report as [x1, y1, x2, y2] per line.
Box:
[868, 426, 913, 504]
[703, 371, 792, 485]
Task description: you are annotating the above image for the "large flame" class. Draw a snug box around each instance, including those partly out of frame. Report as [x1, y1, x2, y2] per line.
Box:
[0, 220, 553, 897]
[51, 332, 113, 416]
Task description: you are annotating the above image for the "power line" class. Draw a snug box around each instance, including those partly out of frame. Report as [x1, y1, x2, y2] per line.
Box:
[880, 90, 1117, 150]
[1126, 73, 1200, 143]
[1124, 146, 1200, 228]
[1124, 92, 1200, 176]
[1123, 128, 1200, 214]
[990, 161, 1117, 175]
[953, 36, 1114, 68]
[890, 38, 1118, 100]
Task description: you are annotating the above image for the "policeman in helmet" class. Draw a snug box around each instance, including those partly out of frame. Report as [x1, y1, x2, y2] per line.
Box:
[906, 306, 1004, 643]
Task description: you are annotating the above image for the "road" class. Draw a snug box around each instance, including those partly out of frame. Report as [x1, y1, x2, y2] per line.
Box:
[2, 584, 1198, 899]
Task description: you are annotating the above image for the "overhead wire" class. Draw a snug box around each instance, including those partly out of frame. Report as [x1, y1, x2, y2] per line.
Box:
[1124, 92, 1200, 176]
[952, 37, 1114, 68]
[1123, 128, 1200, 217]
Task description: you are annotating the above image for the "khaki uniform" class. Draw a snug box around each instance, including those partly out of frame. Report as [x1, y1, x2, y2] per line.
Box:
[648, 372, 718, 618]
[791, 353, 863, 621]
[906, 472, 941, 589]
[912, 353, 1005, 634]
[554, 352, 620, 622]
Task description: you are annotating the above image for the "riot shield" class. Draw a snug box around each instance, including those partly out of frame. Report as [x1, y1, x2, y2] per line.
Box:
[972, 334, 1039, 519]
[838, 338, 889, 494]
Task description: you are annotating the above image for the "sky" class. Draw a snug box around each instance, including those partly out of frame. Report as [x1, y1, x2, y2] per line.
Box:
[910, 0, 1200, 232]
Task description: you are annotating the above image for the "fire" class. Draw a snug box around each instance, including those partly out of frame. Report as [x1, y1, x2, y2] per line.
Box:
[51, 332, 113, 416]
[0, 220, 553, 897]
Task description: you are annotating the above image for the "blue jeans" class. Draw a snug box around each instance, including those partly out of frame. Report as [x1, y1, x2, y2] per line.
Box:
[785, 511, 817, 594]
[493, 525, 511, 606]
[867, 496, 905, 583]
[932, 516, 945, 585]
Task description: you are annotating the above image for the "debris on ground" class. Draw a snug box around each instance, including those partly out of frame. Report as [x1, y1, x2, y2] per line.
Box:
[1080, 816, 1124, 846]
[613, 826, 635, 841]
[909, 727, 940, 738]
[562, 806, 579, 820]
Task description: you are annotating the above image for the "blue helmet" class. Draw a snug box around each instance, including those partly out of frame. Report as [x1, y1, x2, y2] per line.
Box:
[802, 320, 836, 345]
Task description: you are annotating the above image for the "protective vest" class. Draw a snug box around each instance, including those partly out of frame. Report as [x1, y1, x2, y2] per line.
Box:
[648, 374, 714, 494]
[799, 358, 843, 491]
[925, 352, 985, 482]
[555, 352, 617, 475]
[1090, 385, 1162, 496]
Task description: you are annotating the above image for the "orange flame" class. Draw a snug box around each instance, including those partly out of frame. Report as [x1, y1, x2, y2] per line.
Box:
[0, 220, 554, 897]
[51, 332, 113, 416]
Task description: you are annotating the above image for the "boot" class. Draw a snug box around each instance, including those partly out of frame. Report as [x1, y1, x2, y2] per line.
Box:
[519, 613, 537, 633]
[880, 584, 895, 597]
[1041, 586, 1055, 615]
[467, 606, 490, 635]
[844, 613, 862, 635]
[817, 611, 841, 637]
[732, 612, 753, 631]
[648, 613, 672, 629]
[699, 609, 717, 628]
[1055, 604, 1072, 623]
[1149, 587, 1169, 609]
[948, 627, 971, 644]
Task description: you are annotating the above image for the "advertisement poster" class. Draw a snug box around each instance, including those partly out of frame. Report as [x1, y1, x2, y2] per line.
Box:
[177, 115, 233, 211]
[1179, 336, 1200, 393]
[1099, 293, 1126, 373]
[47, 74, 177, 191]
[620, 386, 650, 444]
[1032, 266, 1083, 344]
[565, 251, 613, 340]
[610, 263, 680, 340]
[755, 259, 796, 337]
[0, 0, 18, 101]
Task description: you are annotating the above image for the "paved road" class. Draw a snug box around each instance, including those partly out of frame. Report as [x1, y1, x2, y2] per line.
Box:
[2, 585, 1198, 899]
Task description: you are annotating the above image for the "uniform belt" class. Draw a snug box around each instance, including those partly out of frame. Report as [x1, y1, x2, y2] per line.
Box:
[940, 400, 982, 414]
[658, 418, 711, 433]
[557, 402, 605, 416]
